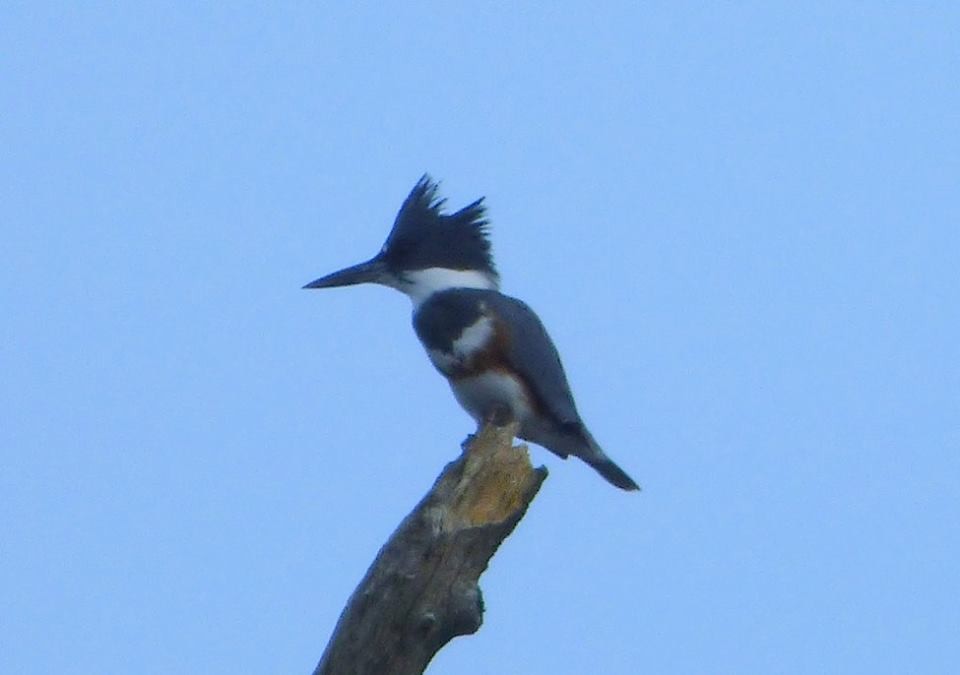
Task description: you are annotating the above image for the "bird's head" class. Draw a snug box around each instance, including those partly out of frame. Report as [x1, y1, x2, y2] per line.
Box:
[304, 175, 499, 305]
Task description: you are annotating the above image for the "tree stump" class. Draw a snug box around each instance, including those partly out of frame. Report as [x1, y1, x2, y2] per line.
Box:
[313, 422, 548, 675]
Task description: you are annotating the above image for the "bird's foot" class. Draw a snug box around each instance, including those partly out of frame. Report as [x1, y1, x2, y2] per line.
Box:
[485, 404, 515, 428]
[460, 433, 476, 451]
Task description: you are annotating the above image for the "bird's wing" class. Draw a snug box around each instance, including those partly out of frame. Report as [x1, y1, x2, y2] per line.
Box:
[482, 292, 582, 426]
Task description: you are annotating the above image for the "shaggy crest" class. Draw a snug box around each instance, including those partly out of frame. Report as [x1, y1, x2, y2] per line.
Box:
[380, 175, 498, 282]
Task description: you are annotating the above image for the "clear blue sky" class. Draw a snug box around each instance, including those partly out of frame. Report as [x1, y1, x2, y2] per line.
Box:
[2, 4, 957, 674]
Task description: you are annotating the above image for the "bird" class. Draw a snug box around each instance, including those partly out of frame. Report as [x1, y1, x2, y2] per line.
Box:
[304, 176, 639, 491]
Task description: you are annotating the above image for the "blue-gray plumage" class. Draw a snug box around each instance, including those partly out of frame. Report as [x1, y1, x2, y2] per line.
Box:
[304, 176, 639, 490]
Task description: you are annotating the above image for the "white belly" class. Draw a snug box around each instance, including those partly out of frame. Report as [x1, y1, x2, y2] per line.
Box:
[449, 371, 533, 425]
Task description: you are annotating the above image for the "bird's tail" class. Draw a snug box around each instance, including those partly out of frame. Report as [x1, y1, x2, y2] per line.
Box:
[579, 430, 640, 491]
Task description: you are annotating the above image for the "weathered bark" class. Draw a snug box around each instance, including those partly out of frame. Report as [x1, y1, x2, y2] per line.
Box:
[313, 422, 547, 675]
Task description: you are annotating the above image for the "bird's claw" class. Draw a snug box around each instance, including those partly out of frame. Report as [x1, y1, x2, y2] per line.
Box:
[486, 405, 514, 427]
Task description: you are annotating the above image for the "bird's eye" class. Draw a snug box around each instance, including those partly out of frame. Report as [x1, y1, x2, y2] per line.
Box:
[387, 240, 413, 260]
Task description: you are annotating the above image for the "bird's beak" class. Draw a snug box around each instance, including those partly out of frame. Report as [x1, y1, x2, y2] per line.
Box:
[302, 256, 388, 290]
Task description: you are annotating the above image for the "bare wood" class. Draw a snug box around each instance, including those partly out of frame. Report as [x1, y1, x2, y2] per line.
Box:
[313, 422, 548, 675]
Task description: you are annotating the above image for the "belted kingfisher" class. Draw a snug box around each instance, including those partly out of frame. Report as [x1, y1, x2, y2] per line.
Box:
[304, 176, 639, 491]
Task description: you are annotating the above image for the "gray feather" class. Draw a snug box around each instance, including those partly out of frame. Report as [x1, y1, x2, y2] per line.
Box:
[479, 292, 582, 426]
